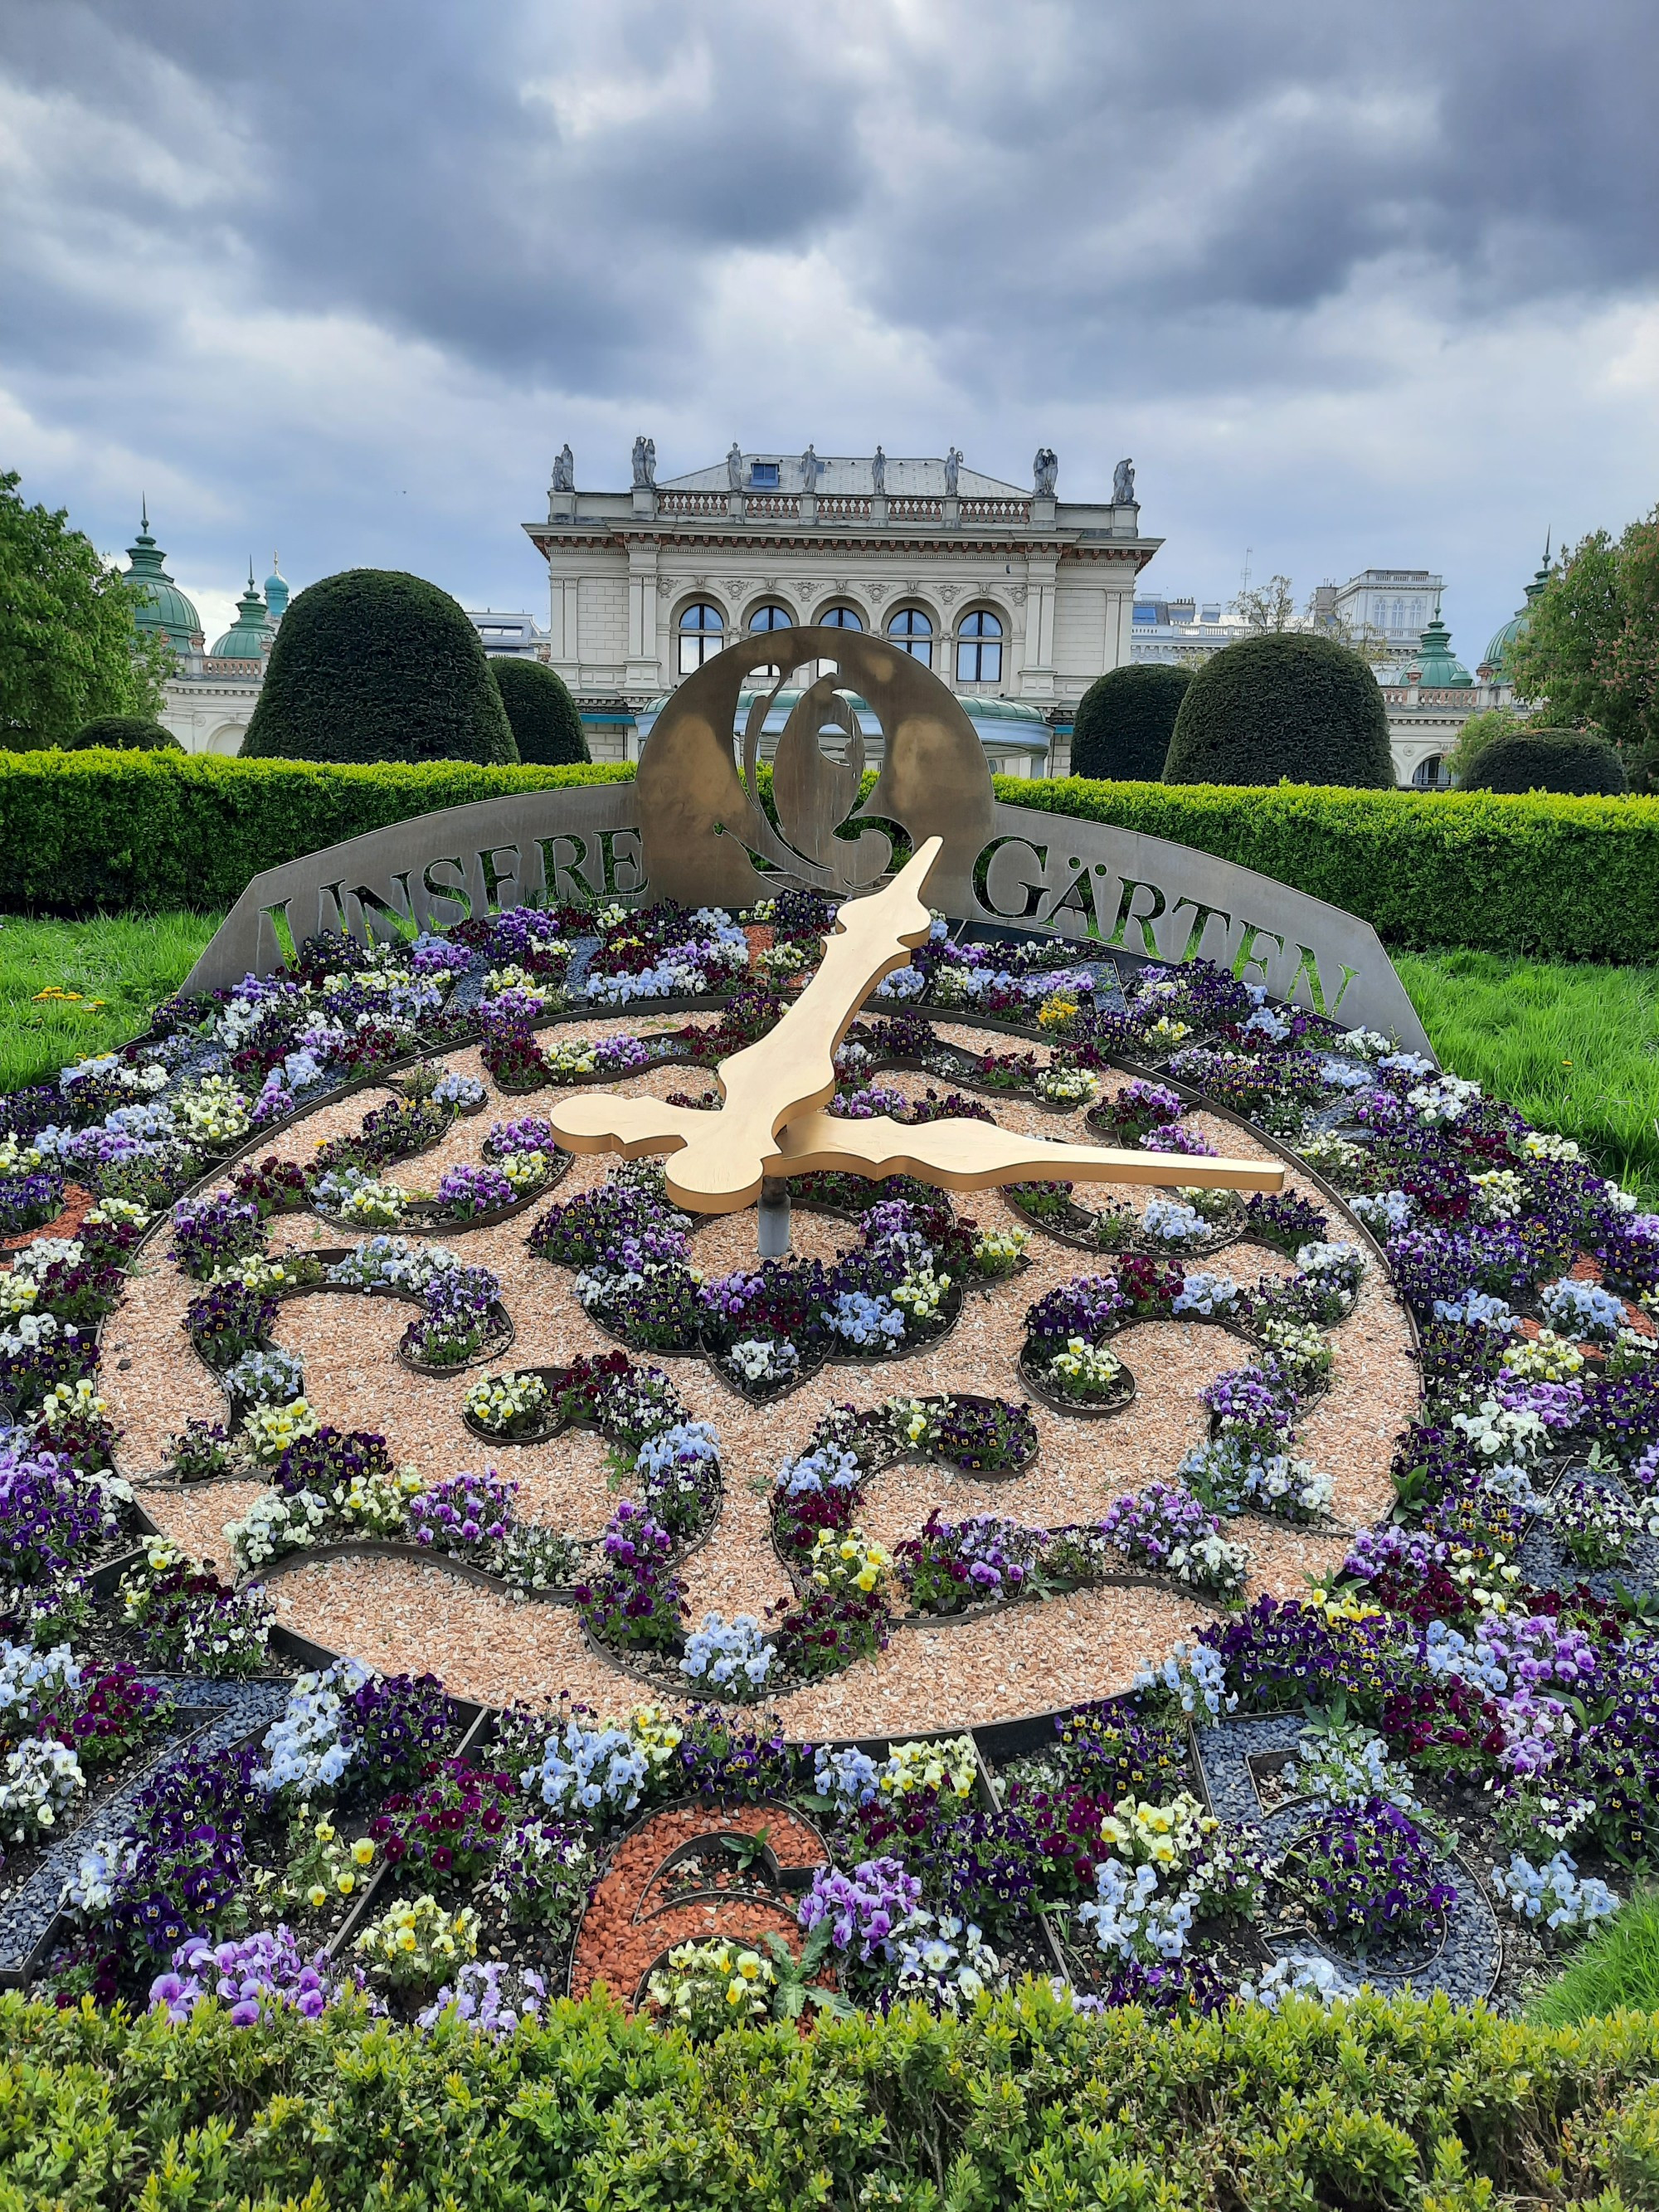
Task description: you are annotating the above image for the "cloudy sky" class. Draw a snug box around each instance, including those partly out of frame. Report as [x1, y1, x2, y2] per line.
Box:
[3, 0, 1655, 659]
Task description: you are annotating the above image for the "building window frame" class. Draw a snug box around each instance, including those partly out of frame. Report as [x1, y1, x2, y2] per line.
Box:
[676, 600, 726, 675]
[817, 603, 864, 631]
[955, 606, 1005, 685]
[885, 604, 935, 665]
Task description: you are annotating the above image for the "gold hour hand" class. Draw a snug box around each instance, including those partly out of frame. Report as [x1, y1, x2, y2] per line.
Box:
[772, 1111, 1284, 1196]
[547, 837, 943, 1211]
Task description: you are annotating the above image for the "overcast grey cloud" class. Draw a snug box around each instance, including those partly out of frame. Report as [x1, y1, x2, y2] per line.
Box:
[2, 0, 1656, 656]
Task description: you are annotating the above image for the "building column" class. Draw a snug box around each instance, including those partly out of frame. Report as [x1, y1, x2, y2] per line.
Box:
[625, 543, 662, 692]
[1018, 553, 1057, 699]
[550, 574, 580, 680]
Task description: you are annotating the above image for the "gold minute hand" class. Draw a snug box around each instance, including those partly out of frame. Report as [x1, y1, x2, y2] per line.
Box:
[547, 836, 944, 1212]
[772, 1110, 1284, 1196]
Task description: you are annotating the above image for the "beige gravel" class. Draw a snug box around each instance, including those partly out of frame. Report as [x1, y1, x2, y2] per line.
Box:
[110, 1019, 1418, 1731]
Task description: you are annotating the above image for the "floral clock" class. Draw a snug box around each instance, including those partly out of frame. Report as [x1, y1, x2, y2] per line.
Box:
[0, 885, 1649, 2026]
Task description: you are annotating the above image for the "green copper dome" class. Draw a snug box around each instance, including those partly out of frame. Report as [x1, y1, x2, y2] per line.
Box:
[1408, 615, 1473, 689]
[123, 508, 202, 651]
[263, 554, 289, 622]
[1483, 546, 1552, 678]
[210, 570, 274, 660]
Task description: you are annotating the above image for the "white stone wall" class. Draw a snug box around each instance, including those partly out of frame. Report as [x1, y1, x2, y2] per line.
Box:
[537, 536, 1142, 763]
[158, 675, 261, 755]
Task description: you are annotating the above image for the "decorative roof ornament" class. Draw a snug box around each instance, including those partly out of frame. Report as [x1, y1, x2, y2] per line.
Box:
[122, 506, 202, 650]
[209, 568, 274, 660]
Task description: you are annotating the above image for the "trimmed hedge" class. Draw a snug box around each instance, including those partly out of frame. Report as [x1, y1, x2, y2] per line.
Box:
[490, 655, 591, 765]
[999, 775, 1659, 962]
[66, 717, 181, 753]
[2, 1985, 1658, 2210]
[3, 753, 1659, 962]
[1070, 662, 1190, 781]
[1466, 729, 1629, 796]
[1165, 631, 1396, 789]
[241, 569, 518, 767]
[0, 752, 633, 914]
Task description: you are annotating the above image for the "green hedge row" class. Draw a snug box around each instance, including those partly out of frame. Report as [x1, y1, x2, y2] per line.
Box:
[3, 1985, 1658, 2211]
[2, 751, 1657, 962]
[0, 751, 635, 914]
[1002, 776, 1659, 962]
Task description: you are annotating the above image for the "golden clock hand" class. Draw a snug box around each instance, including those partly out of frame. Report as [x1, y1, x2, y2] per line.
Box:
[547, 837, 943, 1211]
[771, 1110, 1284, 1195]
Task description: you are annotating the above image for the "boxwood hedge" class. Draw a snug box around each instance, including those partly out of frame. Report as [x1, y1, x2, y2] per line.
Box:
[0, 752, 635, 914]
[2, 753, 1657, 962]
[2, 1985, 1657, 2211]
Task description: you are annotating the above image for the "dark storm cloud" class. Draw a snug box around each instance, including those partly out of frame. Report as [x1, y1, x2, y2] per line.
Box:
[2, 0, 1655, 655]
[3, 0, 1653, 397]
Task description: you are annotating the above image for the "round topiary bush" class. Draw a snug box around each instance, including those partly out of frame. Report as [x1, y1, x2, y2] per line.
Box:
[1164, 631, 1395, 789]
[1462, 729, 1629, 796]
[490, 656, 590, 765]
[65, 716, 182, 752]
[1070, 664, 1190, 782]
[241, 570, 518, 767]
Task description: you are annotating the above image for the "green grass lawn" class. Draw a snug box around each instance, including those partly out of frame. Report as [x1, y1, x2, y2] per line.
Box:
[1527, 1888, 1659, 2024]
[0, 921, 1655, 1203]
[0, 912, 221, 1093]
[1393, 948, 1659, 1205]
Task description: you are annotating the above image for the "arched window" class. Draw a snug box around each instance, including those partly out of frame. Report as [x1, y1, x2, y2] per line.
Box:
[887, 607, 933, 665]
[1411, 754, 1447, 790]
[747, 602, 793, 634]
[677, 602, 724, 675]
[819, 604, 863, 631]
[956, 607, 1003, 684]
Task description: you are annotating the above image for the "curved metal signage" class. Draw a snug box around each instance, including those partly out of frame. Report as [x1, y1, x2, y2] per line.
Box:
[179, 626, 1433, 1059]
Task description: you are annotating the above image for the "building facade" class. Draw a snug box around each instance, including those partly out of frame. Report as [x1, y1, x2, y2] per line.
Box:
[1331, 568, 1445, 664]
[125, 511, 291, 755]
[523, 448, 1158, 775]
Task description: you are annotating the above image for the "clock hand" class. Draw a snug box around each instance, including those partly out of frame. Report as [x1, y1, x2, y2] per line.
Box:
[772, 1111, 1283, 1194]
[547, 837, 943, 1211]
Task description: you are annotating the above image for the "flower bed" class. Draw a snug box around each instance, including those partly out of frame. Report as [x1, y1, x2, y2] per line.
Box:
[4, 898, 1659, 2056]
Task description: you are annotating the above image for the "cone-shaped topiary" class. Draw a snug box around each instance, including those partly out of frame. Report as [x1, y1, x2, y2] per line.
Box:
[1071, 663, 1191, 781]
[241, 570, 518, 766]
[66, 716, 182, 751]
[1163, 631, 1395, 788]
[489, 655, 590, 765]
[1462, 729, 1628, 796]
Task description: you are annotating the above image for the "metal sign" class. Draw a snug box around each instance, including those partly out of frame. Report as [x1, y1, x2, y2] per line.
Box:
[178, 626, 1433, 1058]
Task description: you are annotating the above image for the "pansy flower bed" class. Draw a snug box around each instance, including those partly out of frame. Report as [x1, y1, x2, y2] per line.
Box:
[2, 901, 1658, 2034]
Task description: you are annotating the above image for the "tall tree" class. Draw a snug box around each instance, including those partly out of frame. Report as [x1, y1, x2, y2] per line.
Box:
[1508, 509, 1659, 787]
[1231, 573, 1298, 631]
[0, 473, 170, 748]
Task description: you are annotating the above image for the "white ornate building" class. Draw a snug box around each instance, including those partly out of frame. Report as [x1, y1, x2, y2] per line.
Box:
[124, 510, 289, 755]
[523, 448, 1158, 774]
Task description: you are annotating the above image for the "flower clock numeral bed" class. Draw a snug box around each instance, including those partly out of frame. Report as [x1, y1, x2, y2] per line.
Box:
[0, 897, 1652, 2029]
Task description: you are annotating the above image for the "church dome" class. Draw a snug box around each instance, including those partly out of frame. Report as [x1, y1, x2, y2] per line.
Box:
[1483, 548, 1552, 678]
[264, 554, 289, 622]
[123, 509, 202, 651]
[210, 571, 274, 660]
[1408, 615, 1472, 688]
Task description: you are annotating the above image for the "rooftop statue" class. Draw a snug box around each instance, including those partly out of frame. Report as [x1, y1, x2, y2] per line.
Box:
[551, 443, 574, 494]
[727, 441, 743, 490]
[945, 446, 962, 496]
[871, 445, 886, 494]
[1034, 446, 1058, 496]
[631, 435, 657, 490]
[800, 443, 820, 493]
[1112, 456, 1136, 505]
